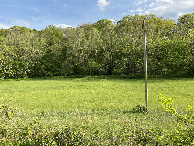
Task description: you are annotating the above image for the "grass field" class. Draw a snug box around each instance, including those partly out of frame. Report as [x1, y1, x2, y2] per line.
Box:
[0, 76, 193, 145]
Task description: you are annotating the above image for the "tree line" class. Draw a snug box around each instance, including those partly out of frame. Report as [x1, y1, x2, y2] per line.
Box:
[0, 13, 193, 79]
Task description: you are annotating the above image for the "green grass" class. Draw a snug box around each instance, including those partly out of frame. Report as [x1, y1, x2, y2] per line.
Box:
[1, 76, 193, 111]
[0, 76, 193, 145]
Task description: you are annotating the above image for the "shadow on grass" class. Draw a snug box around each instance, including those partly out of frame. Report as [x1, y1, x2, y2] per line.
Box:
[1, 75, 194, 83]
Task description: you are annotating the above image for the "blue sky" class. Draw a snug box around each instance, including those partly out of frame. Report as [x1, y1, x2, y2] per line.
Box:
[0, 0, 193, 30]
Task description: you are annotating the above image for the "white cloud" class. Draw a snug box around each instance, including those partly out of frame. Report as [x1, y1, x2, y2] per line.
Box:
[0, 23, 11, 29]
[10, 19, 30, 27]
[130, 9, 135, 13]
[130, 7, 143, 14]
[0, 18, 30, 29]
[145, 0, 194, 19]
[135, 0, 148, 6]
[149, 2, 155, 7]
[109, 19, 118, 24]
[54, 24, 72, 29]
[97, 0, 110, 11]
[124, 0, 193, 20]
[30, 7, 39, 12]
[63, 4, 67, 7]
[159, 0, 173, 5]
[136, 7, 143, 12]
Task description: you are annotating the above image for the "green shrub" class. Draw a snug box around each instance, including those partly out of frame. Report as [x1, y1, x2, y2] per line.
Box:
[157, 94, 194, 145]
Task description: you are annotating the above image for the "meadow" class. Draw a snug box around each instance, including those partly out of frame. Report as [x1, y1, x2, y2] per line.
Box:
[0, 76, 193, 145]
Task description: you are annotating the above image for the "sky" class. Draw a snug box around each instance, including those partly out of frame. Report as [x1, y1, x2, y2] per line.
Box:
[0, 0, 193, 30]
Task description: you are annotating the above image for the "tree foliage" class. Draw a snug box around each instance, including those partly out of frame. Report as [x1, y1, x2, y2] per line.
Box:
[0, 13, 193, 78]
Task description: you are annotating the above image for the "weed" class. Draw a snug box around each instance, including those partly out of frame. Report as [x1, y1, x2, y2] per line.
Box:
[131, 105, 148, 113]
[0, 103, 14, 120]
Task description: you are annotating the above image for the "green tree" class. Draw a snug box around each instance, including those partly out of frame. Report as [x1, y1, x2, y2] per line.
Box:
[93, 19, 117, 75]
[40, 25, 66, 76]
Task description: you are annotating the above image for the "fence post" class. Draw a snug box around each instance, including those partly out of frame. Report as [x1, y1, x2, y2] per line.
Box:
[143, 19, 148, 109]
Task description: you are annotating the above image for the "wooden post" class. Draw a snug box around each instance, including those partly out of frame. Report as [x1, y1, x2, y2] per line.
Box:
[143, 20, 148, 109]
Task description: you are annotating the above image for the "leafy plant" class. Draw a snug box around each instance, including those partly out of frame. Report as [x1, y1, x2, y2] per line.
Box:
[158, 94, 194, 145]
[0, 103, 14, 120]
[0, 93, 193, 145]
[131, 105, 148, 113]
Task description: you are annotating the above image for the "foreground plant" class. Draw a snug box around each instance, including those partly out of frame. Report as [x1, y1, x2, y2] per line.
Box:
[0, 95, 193, 145]
[157, 94, 194, 145]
